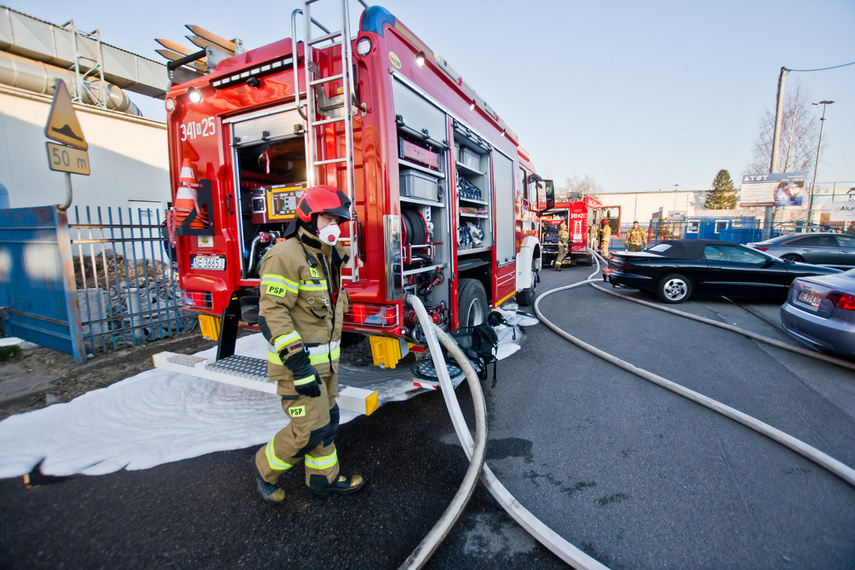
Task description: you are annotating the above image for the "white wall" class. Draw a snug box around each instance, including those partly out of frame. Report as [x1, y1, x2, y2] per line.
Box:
[595, 190, 707, 223]
[0, 85, 169, 215]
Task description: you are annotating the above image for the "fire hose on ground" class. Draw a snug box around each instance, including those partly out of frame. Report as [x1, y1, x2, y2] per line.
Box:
[533, 253, 855, 489]
[400, 295, 609, 570]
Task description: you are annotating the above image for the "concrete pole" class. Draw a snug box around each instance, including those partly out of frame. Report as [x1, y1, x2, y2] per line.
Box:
[764, 67, 787, 239]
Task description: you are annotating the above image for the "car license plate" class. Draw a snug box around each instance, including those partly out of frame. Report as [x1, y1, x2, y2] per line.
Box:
[797, 290, 821, 308]
[190, 255, 225, 271]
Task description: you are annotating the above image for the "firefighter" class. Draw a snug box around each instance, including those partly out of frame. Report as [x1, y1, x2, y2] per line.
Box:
[624, 221, 647, 252]
[554, 221, 569, 271]
[251, 185, 364, 502]
[599, 219, 612, 259]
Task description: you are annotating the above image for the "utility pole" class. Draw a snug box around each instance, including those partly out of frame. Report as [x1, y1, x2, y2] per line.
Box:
[765, 67, 787, 239]
[807, 100, 834, 226]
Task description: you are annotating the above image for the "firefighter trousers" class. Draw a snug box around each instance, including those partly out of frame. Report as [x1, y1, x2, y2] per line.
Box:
[555, 240, 568, 267]
[255, 369, 341, 489]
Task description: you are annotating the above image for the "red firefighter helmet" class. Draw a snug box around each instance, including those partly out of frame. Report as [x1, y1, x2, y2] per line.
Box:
[296, 185, 351, 222]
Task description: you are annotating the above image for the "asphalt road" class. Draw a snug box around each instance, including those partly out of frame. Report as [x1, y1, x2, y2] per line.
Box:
[2, 263, 854, 569]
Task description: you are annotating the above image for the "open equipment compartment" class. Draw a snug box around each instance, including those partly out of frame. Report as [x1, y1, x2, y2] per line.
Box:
[225, 105, 308, 279]
[392, 76, 452, 328]
[453, 119, 493, 257]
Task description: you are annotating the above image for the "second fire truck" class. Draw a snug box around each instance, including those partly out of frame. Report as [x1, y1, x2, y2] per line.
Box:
[540, 196, 603, 267]
[162, 1, 554, 367]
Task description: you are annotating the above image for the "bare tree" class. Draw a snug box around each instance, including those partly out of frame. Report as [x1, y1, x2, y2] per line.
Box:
[558, 175, 603, 200]
[748, 83, 819, 175]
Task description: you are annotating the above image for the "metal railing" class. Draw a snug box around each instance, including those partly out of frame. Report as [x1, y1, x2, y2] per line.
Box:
[69, 206, 196, 356]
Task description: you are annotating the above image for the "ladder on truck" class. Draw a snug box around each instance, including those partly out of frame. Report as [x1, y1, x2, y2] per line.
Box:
[291, 0, 367, 281]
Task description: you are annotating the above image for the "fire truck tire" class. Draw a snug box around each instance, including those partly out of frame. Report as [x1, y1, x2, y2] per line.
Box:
[578, 254, 593, 266]
[516, 257, 538, 306]
[458, 278, 488, 329]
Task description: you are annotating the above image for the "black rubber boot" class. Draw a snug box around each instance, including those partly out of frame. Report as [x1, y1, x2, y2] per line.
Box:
[251, 457, 285, 504]
[309, 473, 365, 496]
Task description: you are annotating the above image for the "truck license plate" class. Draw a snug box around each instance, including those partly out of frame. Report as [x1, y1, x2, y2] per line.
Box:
[797, 290, 821, 308]
[191, 255, 226, 271]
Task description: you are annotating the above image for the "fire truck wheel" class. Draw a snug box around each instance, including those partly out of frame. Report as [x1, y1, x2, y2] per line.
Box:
[579, 254, 593, 266]
[458, 278, 488, 329]
[516, 257, 538, 306]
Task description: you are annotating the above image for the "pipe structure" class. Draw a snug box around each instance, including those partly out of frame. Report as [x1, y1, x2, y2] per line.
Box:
[0, 50, 140, 114]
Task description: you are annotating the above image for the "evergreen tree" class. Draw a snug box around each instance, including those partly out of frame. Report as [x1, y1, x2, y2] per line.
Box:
[705, 169, 737, 210]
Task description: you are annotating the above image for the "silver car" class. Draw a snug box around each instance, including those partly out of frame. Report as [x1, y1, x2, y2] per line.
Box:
[748, 232, 855, 267]
[781, 268, 855, 359]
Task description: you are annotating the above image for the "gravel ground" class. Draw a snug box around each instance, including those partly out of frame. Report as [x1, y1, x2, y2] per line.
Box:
[0, 331, 220, 421]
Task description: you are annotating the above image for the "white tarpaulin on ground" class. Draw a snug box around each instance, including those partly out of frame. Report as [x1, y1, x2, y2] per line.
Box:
[0, 309, 537, 479]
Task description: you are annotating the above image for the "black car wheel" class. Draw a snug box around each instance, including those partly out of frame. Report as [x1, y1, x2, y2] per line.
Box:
[657, 273, 692, 303]
[781, 253, 803, 262]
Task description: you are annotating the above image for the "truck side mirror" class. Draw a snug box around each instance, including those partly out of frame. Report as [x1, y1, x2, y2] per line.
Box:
[539, 179, 555, 214]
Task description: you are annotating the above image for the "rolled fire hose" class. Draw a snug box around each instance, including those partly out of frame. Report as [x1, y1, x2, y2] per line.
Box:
[402, 295, 609, 570]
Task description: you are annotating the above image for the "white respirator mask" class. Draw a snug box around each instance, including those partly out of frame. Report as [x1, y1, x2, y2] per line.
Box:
[317, 222, 341, 245]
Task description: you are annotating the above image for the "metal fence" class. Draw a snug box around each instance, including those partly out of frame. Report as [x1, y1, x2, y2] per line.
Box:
[643, 219, 854, 248]
[69, 206, 196, 356]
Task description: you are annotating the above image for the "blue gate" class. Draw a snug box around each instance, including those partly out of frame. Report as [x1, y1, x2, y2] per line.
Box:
[0, 206, 86, 361]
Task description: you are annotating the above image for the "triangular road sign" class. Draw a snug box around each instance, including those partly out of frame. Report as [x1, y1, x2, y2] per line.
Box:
[44, 80, 88, 151]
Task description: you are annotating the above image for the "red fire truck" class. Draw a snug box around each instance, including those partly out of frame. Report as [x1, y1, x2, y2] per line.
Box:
[162, 1, 553, 366]
[540, 196, 603, 267]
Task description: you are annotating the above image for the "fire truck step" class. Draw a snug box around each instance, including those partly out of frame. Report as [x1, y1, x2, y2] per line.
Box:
[152, 352, 378, 416]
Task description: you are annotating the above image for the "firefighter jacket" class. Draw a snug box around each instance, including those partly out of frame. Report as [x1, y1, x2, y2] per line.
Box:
[558, 222, 569, 246]
[599, 224, 611, 245]
[625, 226, 646, 246]
[258, 226, 350, 384]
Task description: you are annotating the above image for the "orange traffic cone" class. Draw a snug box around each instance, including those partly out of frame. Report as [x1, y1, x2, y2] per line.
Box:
[166, 159, 204, 245]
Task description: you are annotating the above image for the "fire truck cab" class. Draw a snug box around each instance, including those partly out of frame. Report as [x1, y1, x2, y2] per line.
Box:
[163, 2, 553, 365]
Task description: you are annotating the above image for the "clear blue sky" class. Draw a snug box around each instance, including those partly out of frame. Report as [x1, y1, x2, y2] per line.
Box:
[12, 0, 855, 192]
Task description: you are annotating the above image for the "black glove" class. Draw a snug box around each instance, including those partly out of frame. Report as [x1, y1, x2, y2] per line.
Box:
[283, 349, 321, 398]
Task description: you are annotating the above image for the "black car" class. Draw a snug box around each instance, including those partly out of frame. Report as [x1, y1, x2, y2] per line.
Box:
[604, 239, 840, 303]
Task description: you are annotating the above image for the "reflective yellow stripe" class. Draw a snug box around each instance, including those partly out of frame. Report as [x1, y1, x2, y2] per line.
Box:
[307, 341, 341, 355]
[293, 374, 316, 386]
[299, 280, 328, 291]
[267, 349, 283, 366]
[262, 275, 298, 294]
[309, 346, 340, 365]
[274, 331, 301, 352]
[265, 438, 293, 471]
[305, 450, 338, 471]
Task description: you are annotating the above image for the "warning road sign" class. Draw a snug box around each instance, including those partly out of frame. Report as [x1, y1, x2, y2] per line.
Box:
[44, 80, 88, 151]
[46, 142, 90, 175]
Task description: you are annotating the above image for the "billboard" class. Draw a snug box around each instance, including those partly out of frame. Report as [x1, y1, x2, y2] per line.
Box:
[830, 201, 855, 222]
[740, 172, 806, 207]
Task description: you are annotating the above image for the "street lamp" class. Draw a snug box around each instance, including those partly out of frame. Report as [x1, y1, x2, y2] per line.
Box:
[808, 100, 834, 226]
